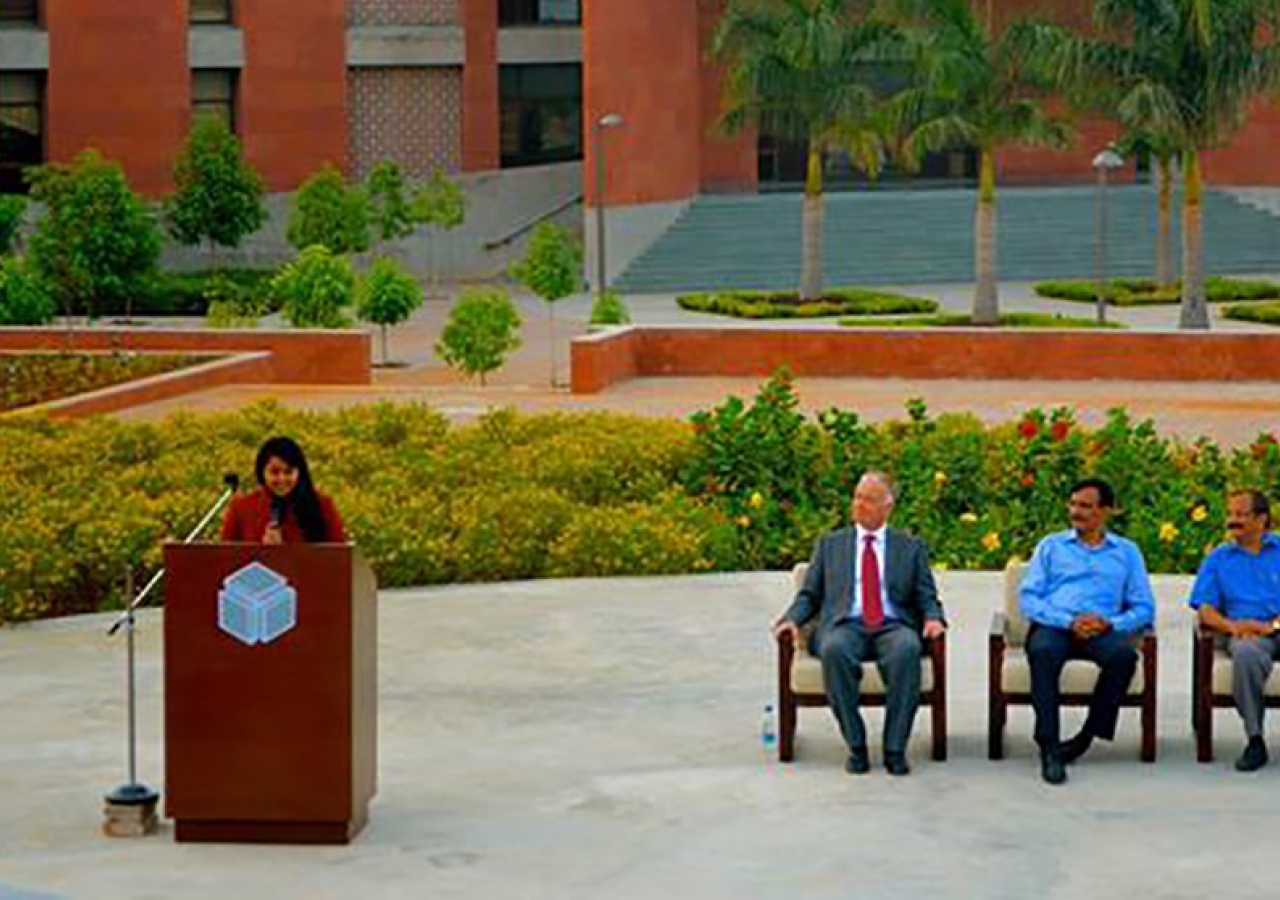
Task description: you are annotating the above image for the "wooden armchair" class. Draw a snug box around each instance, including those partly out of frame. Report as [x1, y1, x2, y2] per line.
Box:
[988, 560, 1157, 762]
[776, 563, 947, 763]
[1192, 620, 1280, 762]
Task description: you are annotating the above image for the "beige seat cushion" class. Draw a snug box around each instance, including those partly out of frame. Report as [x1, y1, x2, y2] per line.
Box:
[1210, 647, 1280, 695]
[791, 653, 934, 696]
[1001, 649, 1144, 695]
[786, 563, 935, 697]
[1004, 559, 1031, 648]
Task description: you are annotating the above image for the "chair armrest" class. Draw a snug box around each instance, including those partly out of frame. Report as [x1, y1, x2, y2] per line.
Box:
[776, 629, 796, 673]
[924, 630, 947, 661]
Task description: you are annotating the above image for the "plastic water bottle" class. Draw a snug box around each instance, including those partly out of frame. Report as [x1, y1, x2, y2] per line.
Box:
[761, 704, 777, 751]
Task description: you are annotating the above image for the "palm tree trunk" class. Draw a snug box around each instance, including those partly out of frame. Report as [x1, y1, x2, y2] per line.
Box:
[1155, 155, 1176, 287]
[800, 143, 824, 302]
[1180, 151, 1209, 330]
[973, 148, 999, 325]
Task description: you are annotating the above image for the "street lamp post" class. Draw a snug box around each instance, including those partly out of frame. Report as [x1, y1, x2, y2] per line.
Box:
[593, 113, 624, 301]
[1092, 146, 1125, 326]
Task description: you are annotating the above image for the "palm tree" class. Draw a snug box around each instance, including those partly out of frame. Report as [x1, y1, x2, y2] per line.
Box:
[883, 0, 1071, 325]
[1116, 130, 1180, 287]
[1047, 0, 1280, 328]
[714, 0, 900, 301]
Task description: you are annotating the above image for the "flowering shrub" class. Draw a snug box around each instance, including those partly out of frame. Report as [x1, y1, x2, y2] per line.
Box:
[3, 379, 1279, 624]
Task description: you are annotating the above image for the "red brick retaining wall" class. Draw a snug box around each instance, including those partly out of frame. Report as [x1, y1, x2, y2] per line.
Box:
[0, 328, 372, 385]
[571, 326, 1280, 394]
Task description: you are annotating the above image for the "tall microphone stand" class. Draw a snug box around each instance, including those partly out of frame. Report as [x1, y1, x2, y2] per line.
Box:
[102, 473, 239, 837]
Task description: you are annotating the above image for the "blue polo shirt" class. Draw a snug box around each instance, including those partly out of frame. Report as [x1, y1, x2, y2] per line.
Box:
[1189, 533, 1280, 622]
[1019, 529, 1155, 633]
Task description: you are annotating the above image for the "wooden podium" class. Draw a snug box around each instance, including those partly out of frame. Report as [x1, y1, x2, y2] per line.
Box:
[163, 543, 377, 844]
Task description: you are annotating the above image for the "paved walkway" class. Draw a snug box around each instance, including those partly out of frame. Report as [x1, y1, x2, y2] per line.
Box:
[1, 571, 1274, 900]
[113, 279, 1280, 447]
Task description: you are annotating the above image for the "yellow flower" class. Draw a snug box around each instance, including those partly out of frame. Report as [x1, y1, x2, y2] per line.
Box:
[737, 515, 751, 528]
[1159, 522, 1179, 542]
[982, 531, 1002, 552]
[959, 512, 979, 525]
[749, 492, 764, 509]
[934, 561, 949, 572]
[1191, 506, 1208, 523]
[934, 470, 949, 487]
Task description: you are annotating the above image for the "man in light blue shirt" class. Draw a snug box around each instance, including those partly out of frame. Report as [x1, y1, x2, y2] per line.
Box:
[1019, 478, 1155, 785]
[1189, 489, 1280, 772]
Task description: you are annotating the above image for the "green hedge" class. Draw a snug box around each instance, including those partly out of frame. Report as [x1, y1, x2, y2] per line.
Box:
[2, 353, 210, 413]
[839, 313, 1123, 329]
[1035, 277, 1280, 307]
[3, 378, 1279, 624]
[1222, 302, 1280, 326]
[78, 269, 282, 318]
[677, 288, 938, 319]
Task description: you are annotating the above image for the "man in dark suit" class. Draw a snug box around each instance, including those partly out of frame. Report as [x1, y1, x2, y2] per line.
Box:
[773, 472, 945, 776]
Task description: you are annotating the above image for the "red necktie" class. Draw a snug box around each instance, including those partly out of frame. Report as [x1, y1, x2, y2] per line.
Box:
[862, 534, 884, 629]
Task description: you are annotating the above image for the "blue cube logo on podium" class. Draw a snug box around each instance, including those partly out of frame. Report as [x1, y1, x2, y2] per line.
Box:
[217, 563, 298, 646]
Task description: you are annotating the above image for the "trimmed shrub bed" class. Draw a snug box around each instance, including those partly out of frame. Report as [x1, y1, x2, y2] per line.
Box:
[1222, 302, 1280, 326]
[1035, 277, 1280, 306]
[677, 288, 938, 319]
[2, 352, 211, 413]
[3, 375, 1279, 624]
[839, 313, 1123, 329]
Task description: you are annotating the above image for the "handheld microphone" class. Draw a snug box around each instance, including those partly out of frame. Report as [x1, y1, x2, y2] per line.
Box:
[223, 472, 240, 493]
[269, 495, 285, 529]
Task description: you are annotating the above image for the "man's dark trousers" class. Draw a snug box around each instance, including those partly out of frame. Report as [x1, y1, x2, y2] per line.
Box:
[1027, 625, 1137, 750]
[819, 619, 921, 755]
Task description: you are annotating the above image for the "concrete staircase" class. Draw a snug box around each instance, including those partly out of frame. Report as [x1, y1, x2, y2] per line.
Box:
[613, 186, 1280, 294]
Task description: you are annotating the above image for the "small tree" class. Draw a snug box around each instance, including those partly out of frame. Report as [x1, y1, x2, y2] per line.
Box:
[287, 165, 371, 255]
[511, 222, 581, 387]
[167, 117, 266, 267]
[357, 256, 424, 365]
[589, 290, 631, 326]
[27, 149, 162, 321]
[435, 286, 522, 386]
[270, 245, 355, 329]
[0, 195, 27, 256]
[0, 258, 54, 325]
[366, 161, 416, 245]
[414, 169, 467, 295]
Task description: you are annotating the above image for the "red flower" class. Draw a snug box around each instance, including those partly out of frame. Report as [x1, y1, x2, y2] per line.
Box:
[1018, 419, 1039, 439]
[1050, 420, 1071, 442]
[1021, 472, 1036, 486]
[1253, 433, 1279, 459]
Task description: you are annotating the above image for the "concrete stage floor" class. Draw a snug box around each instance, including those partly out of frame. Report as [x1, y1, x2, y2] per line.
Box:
[0, 571, 1273, 899]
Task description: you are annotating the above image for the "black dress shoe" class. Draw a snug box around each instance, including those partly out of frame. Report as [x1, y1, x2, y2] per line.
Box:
[1060, 731, 1094, 765]
[1236, 737, 1269, 772]
[1041, 750, 1067, 785]
[884, 753, 911, 777]
[844, 747, 870, 775]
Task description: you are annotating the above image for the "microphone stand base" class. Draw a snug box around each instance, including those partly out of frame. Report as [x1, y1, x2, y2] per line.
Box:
[103, 784, 160, 838]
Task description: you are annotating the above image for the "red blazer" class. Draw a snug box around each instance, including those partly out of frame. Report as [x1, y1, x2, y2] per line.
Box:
[220, 486, 346, 544]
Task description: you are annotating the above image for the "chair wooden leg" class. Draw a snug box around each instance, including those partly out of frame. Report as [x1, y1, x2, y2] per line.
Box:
[1196, 698, 1214, 763]
[931, 697, 947, 762]
[779, 693, 797, 763]
[1141, 690, 1157, 763]
[988, 694, 1006, 760]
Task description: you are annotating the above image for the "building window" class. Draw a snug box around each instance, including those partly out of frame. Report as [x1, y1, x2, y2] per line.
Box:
[0, 0, 39, 26]
[499, 0, 580, 26]
[499, 64, 581, 168]
[0, 73, 44, 193]
[190, 0, 233, 25]
[192, 69, 237, 133]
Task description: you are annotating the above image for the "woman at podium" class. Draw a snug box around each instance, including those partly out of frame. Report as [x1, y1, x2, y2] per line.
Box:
[221, 437, 346, 544]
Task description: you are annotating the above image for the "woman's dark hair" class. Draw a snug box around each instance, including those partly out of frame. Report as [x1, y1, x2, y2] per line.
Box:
[254, 436, 328, 542]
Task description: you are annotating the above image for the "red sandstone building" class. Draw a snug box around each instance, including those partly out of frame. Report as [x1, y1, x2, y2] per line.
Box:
[0, 1, 1276, 244]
